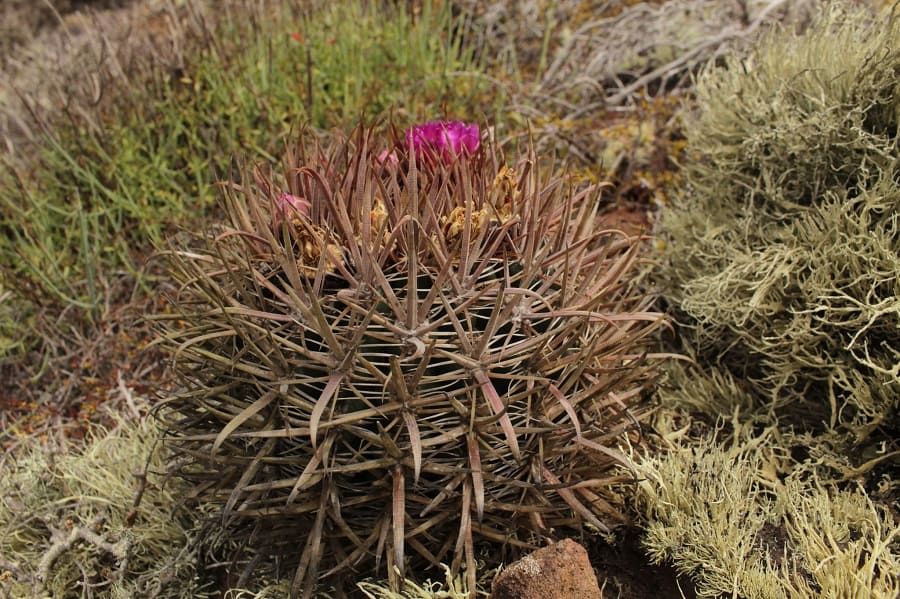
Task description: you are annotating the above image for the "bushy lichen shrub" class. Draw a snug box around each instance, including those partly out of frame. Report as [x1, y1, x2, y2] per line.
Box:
[634, 424, 900, 598]
[657, 4, 900, 441]
[0, 418, 211, 599]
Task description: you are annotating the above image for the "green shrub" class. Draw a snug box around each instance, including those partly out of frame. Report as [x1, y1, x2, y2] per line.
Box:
[657, 4, 900, 441]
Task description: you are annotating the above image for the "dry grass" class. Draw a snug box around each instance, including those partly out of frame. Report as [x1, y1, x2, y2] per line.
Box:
[1, 0, 200, 159]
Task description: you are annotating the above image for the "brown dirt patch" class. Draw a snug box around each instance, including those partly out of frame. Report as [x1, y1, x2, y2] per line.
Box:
[588, 530, 697, 599]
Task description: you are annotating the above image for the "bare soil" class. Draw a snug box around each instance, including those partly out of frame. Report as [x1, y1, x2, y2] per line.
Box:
[588, 532, 697, 599]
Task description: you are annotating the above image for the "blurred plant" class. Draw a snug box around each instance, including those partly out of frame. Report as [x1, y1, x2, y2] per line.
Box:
[153, 125, 670, 597]
[457, 0, 817, 167]
[592, 93, 688, 206]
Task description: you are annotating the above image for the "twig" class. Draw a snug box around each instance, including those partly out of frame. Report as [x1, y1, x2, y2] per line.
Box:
[125, 468, 149, 527]
[605, 25, 741, 105]
[117, 370, 142, 419]
[36, 514, 131, 592]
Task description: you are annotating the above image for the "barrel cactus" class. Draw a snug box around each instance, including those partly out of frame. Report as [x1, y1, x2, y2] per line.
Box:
[154, 124, 668, 597]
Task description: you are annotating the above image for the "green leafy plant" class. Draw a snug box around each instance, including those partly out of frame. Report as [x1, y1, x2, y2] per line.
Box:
[153, 124, 669, 597]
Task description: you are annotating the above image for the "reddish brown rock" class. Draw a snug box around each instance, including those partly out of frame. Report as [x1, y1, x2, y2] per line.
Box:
[490, 538, 601, 599]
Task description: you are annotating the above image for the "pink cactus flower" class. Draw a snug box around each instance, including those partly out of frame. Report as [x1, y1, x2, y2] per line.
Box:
[274, 192, 311, 220]
[405, 121, 480, 161]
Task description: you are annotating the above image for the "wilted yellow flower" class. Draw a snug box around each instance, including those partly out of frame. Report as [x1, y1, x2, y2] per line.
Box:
[294, 224, 343, 278]
[490, 166, 519, 221]
[442, 202, 489, 241]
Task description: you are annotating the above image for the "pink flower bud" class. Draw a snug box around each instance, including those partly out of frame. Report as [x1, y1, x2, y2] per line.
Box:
[377, 150, 399, 166]
[274, 192, 310, 220]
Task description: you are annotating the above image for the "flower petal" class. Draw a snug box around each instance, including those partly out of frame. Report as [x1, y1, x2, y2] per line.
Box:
[275, 192, 311, 219]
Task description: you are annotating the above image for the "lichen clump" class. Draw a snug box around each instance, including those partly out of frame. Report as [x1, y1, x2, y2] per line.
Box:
[0, 419, 209, 599]
[634, 424, 900, 599]
[657, 4, 900, 442]
[645, 6, 900, 594]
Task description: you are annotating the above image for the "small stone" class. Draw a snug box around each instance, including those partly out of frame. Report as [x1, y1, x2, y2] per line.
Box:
[490, 538, 601, 599]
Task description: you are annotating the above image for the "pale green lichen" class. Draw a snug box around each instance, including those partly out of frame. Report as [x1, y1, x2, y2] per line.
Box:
[633, 424, 900, 598]
[220, 565, 478, 599]
[658, 2, 900, 442]
[0, 417, 213, 599]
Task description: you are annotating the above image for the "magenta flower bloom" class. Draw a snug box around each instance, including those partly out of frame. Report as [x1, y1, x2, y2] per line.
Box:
[405, 121, 480, 161]
[274, 192, 310, 220]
